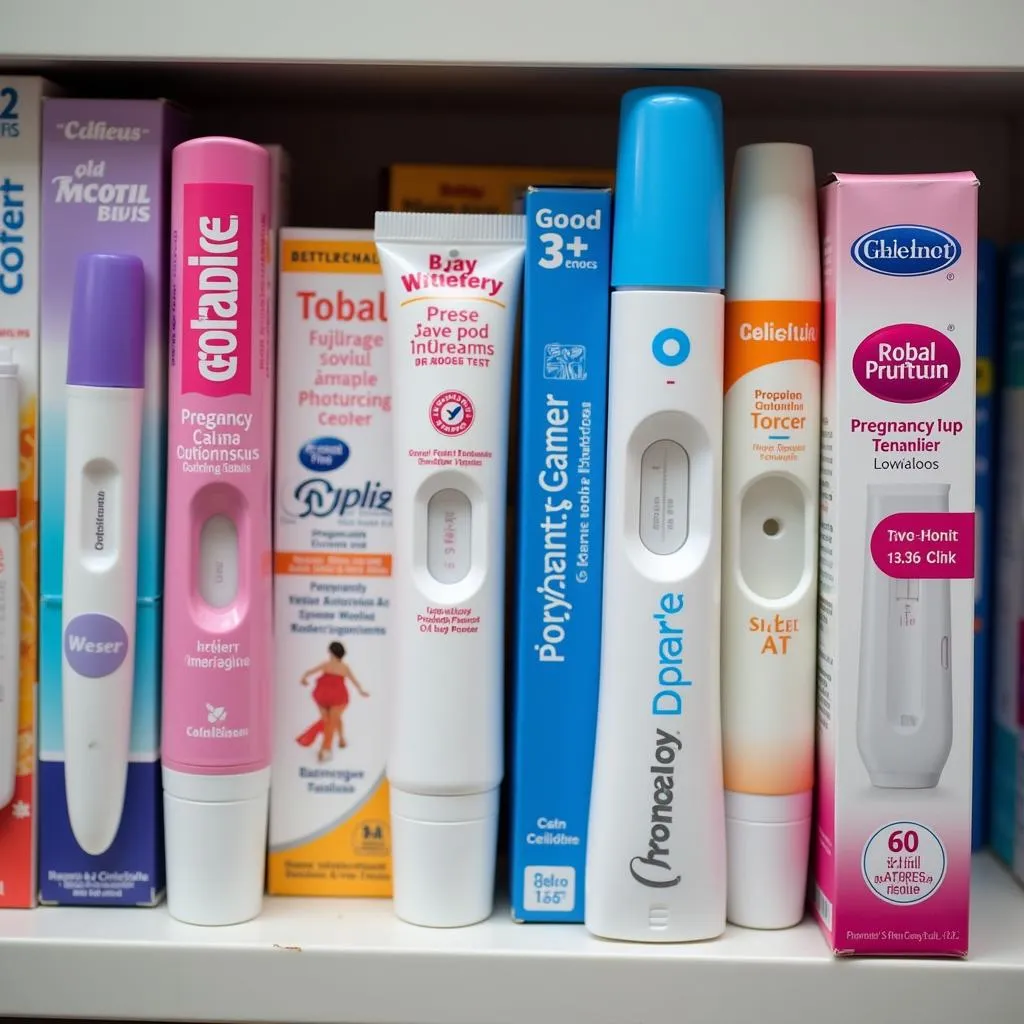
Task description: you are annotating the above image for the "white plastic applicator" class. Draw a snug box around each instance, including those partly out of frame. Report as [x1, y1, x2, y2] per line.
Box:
[722, 143, 822, 929]
[858, 483, 953, 789]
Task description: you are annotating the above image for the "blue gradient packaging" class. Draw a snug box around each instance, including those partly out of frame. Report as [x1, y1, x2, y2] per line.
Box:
[511, 188, 611, 921]
[973, 239, 997, 850]
[38, 99, 185, 904]
[992, 244, 1024, 874]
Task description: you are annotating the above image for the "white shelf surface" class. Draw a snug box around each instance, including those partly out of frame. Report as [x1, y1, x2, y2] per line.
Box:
[3, 0, 1024, 70]
[0, 853, 1020, 1023]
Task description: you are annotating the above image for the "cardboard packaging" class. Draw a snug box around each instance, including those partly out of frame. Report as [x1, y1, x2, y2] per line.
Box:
[268, 228, 393, 896]
[38, 98, 186, 905]
[814, 172, 978, 956]
[388, 164, 614, 215]
[510, 188, 611, 921]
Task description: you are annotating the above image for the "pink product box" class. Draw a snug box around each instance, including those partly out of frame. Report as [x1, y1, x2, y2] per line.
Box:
[814, 172, 978, 956]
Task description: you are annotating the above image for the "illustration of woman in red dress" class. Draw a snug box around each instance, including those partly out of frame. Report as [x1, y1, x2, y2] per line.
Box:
[296, 641, 369, 762]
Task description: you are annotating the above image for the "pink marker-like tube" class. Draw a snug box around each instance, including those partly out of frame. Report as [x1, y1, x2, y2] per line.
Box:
[162, 137, 272, 926]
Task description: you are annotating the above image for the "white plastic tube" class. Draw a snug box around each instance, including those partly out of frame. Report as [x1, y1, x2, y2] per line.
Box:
[858, 483, 953, 789]
[0, 347, 19, 810]
[61, 254, 146, 856]
[162, 137, 274, 927]
[721, 143, 821, 930]
[374, 212, 525, 927]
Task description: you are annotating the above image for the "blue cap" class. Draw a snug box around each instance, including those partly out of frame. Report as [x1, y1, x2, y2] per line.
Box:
[67, 254, 146, 389]
[612, 88, 725, 290]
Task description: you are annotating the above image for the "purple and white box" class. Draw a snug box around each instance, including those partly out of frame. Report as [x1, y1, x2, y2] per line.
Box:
[38, 99, 186, 905]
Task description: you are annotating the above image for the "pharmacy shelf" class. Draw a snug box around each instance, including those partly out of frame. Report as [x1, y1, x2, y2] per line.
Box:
[3, 0, 1024, 71]
[0, 854, 1021, 1024]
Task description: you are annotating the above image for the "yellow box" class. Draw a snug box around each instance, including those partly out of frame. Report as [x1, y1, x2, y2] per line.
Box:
[268, 229, 393, 896]
[388, 164, 614, 214]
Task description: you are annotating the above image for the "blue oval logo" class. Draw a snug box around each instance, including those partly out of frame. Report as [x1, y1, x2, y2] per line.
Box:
[299, 437, 350, 472]
[851, 224, 961, 277]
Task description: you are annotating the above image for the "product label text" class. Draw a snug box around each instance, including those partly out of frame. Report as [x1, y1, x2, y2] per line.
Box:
[181, 182, 254, 397]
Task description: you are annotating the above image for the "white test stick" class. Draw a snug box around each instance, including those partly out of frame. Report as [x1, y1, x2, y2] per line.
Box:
[62, 253, 145, 855]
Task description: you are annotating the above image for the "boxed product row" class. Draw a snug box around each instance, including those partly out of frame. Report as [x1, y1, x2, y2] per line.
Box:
[0, 73, 1003, 960]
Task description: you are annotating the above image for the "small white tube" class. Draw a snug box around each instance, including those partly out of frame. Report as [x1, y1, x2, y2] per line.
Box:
[374, 212, 525, 927]
[721, 143, 821, 930]
[0, 346, 19, 809]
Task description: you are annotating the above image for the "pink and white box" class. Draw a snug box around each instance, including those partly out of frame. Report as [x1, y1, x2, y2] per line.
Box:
[814, 172, 978, 956]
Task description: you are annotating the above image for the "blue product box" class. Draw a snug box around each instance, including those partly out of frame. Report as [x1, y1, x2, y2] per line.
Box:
[37, 99, 186, 905]
[973, 239, 998, 850]
[991, 244, 1024, 872]
[511, 187, 611, 921]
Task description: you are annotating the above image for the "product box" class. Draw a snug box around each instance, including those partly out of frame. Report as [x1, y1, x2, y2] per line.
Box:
[510, 188, 611, 921]
[991, 244, 1024, 875]
[38, 99, 186, 905]
[388, 164, 614, 215]
[262, 143, 291, 386]
[268, 228, 393, 896]
[814, 173, 978, 956]
[263, 144, 292, 240]
[972, 239, 998, 850]
[263, 144, 292, 304]
[0, 75, 58, 908]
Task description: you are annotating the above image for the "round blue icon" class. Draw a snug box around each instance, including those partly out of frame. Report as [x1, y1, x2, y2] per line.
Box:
[651, 327, 690, 367]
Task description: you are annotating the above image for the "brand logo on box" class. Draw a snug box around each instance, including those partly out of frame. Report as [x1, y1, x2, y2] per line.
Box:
[58, 120, 149, 142]
[289, 478, 392, 518]
[181, 183, 253, 397]
[299, 437, 350, 472]
[851, 225, 961, 277]
[853, 323, 961, 402]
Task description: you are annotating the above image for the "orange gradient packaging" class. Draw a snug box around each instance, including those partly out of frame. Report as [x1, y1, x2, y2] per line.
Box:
[388, 164, 614, 214]
[721, 144, 822, 931]
[268, 229, 393, 896]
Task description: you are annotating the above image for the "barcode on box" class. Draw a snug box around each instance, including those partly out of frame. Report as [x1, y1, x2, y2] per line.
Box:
[814, 884, 834, 930]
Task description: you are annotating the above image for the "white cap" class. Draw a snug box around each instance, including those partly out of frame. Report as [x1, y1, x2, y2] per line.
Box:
[0, 346, 15, 374]
[390, 787, 499, 928]
[725, 791, 812, 930]
[727, 142, 820, 302]
[162, 767, 269, 926]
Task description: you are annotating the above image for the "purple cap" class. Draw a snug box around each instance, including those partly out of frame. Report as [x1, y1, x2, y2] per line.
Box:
[67, 254, 146, 389]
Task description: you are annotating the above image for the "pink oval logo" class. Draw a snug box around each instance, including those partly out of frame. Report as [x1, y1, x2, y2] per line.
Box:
[852, 323, 960, 403]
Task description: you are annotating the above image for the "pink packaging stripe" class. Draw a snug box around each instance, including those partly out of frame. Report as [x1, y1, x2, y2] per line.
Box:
[869, 512, 975, 579]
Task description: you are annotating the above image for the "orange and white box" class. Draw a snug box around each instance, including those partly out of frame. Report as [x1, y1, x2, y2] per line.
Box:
[0, 75, 58, 907]
[268, 229, 393, 896]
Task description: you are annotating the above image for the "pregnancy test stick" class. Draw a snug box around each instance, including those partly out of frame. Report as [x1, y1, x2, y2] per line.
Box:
[62, 253, 145, 856]
[0, 347, 19, 809]
[858, 483, 953, 789]
[585, 88, 727, 942]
